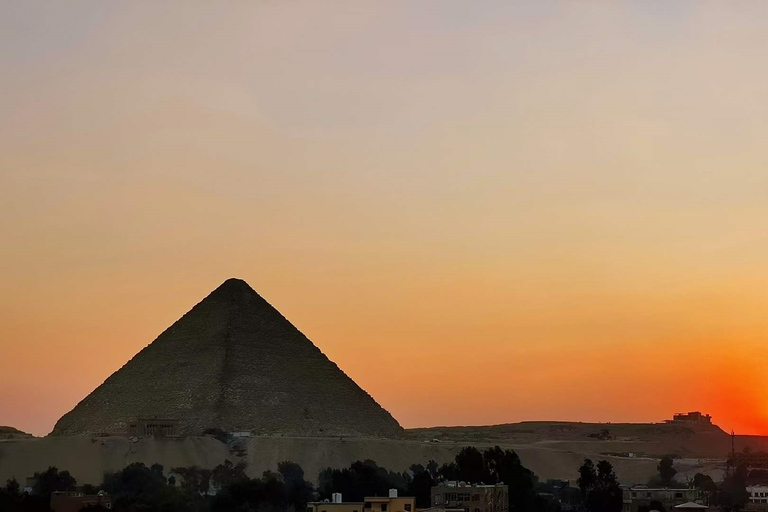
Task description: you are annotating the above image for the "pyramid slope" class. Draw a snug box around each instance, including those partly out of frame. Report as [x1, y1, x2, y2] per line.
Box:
[52, 279, 404, 438]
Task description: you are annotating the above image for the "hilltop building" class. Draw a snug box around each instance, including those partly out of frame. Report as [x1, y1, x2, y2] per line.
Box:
[665, 412, 712, 425]
[307, 489, 415, 512]
[431, 482, 509, 512]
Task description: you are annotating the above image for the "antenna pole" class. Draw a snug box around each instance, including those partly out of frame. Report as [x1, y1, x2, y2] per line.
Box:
[730, 429, 736, 475]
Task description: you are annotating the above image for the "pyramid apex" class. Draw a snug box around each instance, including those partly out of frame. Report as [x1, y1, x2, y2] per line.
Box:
[221, 277, 251, 287]
[216, 277, 254, 292]
[206, 278, 258, 303]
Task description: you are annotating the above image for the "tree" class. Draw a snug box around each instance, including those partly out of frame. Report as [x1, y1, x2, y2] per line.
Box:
[577, 459, 596, 502]
[278, 461, 314, 512]
[716, 464, 750, 512]
[210, 477, 268, 512]
[658, 457, 677, 487]
[693, 473, 717, 492]
[4, 479, 20, 497]
[408, 464, 435, 508]
[440, 446, 548, 512]
[455, 446, 486, 483]
[171, 466, 213, 496]
[426, 460, 439, 479]
[103, 462, 184, 511]
[487, 448, 539, 512]
[0, 479, 23, 512]
[748, 469, 768, 485]
[210, 469, 298, 512]
[33, 466, 77, 498]
[438, 462, 458, 481]
[577, 459, 622, 512]
[211, 459, 248, 492]
[318, 460, 407, 502]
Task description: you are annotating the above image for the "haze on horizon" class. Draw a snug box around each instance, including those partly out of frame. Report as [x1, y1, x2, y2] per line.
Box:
[2, 1, 768, 437]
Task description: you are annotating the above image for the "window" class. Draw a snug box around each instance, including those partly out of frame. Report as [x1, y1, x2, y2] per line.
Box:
[675, 493, 683, 499]
[381, 505, 387, 512]
[405, 505, 412, 511]
[365, 503, 372, 509]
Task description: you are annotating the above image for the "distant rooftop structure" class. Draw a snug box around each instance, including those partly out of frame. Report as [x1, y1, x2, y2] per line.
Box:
[665, 412, 711, 425]
[623, 488, 705, 512]
[674, 503, 708, 510]
[432, 482, 509, 512]
[51, 491, 111, 512]
[306, 490, 415, 512]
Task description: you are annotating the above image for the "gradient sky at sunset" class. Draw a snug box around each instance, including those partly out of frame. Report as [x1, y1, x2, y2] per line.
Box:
[3, 1, 768, 437]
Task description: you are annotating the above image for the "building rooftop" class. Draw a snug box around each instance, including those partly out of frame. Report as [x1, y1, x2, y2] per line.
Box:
[436, 481, 507, 488]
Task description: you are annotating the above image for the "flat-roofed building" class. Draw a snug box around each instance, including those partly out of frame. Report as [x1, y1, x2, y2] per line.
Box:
[748, 485, 768, 506]
[622, 487, 705, 512]
[308, 490, 415, 512]
[431, 482, 508, 512]
[51, 491, 111, 512]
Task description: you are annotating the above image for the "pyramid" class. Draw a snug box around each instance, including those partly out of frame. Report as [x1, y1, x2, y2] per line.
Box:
[52, 278, 404, 438]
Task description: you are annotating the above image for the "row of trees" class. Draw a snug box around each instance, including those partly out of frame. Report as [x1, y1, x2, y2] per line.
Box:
[0, 448, 752, 512]
[642, 455, 750, 512]
[316, 446, 559, 512]
[0, 446, 560, 512]
[0, 460, 314, 512]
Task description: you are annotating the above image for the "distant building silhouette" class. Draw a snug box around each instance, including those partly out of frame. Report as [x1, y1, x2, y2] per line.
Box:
[665, 411, 712, 425]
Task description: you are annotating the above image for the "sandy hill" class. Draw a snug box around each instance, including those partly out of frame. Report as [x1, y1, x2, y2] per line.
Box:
[0, 427, 33, 440]
[3, 420, 764, 487]
[52, 278, 403, 438]
[410, 421, 739, 460]
[0, 422, 742, 487]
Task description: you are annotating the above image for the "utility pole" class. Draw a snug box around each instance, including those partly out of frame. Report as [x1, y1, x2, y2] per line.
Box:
[729, 429, 736, 475]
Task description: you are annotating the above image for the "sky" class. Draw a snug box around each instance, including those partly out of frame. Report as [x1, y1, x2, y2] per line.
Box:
[2, 1, 768, 437]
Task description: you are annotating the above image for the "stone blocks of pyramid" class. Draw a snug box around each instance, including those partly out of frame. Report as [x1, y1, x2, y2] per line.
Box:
[52, 279, 404, 438]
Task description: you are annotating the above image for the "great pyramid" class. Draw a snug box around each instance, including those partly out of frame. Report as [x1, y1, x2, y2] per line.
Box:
[52, 278, 404, 438]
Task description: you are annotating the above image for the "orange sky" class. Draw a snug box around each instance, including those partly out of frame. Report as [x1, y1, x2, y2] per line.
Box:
[2, 2, 768, 437]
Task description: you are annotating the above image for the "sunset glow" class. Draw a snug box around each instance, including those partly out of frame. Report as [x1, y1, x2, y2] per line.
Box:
[2, 1, 768, 437]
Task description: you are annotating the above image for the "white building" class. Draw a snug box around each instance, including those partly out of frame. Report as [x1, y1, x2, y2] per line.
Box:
[747, 485, 768, 505]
